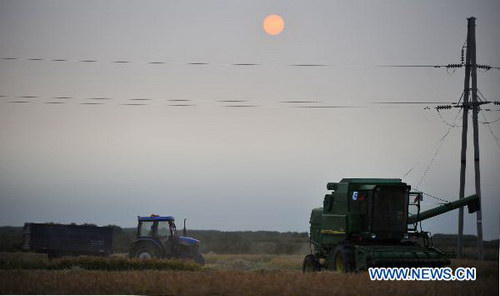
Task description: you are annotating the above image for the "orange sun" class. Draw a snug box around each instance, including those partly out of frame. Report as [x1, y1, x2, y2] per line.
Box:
[263, 14, 285, 36]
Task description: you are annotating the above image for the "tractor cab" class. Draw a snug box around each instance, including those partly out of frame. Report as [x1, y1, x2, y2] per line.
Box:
[137, 215, 176, 239]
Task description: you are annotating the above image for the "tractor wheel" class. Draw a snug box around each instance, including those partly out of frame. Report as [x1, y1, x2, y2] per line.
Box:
[132, 245, 160, 259]
[332, 246, 355, 273]
[302, 254, 321, 273]
[194, 253, 205, 265]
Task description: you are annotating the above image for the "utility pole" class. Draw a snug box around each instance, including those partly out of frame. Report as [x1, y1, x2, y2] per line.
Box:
[455, 17, 484, 260]
[457, 17, 472, 258]
[469, 17, 484, 261]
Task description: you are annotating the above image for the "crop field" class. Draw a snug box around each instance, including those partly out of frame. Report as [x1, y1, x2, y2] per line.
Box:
[0, 252, 498, 295]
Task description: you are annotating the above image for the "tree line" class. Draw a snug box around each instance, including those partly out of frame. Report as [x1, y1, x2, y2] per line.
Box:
[0, 226, 497, 260]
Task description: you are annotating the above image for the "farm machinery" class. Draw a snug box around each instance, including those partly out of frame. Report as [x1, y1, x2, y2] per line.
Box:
[22, 223, 113, 258]
[128, 215, 204, 264]
[24, 215, 204, 263]
[303, 178, 480, 272]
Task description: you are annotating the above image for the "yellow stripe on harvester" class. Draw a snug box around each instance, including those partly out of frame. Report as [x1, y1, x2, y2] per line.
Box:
[320, 230, 345, 235]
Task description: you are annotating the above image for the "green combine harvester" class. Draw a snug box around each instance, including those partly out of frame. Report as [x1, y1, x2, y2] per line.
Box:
[304, 178, 480, 272]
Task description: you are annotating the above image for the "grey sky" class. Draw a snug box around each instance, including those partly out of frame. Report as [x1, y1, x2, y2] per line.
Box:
[0, 0, 499, 239]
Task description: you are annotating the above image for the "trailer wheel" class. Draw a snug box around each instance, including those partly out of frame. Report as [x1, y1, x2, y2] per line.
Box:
[332, 246, 355, 273]
[302, 254, 321, 273]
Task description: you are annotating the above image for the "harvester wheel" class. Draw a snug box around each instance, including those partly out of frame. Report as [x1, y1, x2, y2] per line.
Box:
[302, 254, 321, 273]
[332, 246, 354, 273]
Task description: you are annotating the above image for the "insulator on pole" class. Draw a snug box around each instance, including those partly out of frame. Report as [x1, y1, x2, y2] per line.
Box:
[436, 105, 453, 110]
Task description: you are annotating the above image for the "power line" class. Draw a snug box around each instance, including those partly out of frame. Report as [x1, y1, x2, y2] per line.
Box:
[2, 56, 499, 70]
[371, 101, 454, 105]
[480, 110, 500, 150]
[420, 191, 451, 204]
[0, 57, 333, 67]
[2, 93, 499, 112]
[403, 108, 461, 180]
[413, 109, 462, 191]
[436, 108, 459, 127]
[376, 64, 499, 70]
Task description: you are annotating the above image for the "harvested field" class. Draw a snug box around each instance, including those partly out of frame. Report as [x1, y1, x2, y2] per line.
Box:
[0, 253, 201, 271]
[1, 269, 497, 296]
[0, 253, 497, 295]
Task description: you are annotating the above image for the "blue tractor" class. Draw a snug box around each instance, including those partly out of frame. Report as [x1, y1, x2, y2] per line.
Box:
[128, 215, 204, 264]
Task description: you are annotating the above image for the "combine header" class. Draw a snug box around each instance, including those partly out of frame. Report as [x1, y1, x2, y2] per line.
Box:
[304, 178, 479, 272]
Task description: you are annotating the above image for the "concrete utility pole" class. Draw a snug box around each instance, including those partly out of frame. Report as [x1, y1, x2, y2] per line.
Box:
[457, 17, 484, 260]
[469, 17, 484, 261]
[457, 18, 472, 259]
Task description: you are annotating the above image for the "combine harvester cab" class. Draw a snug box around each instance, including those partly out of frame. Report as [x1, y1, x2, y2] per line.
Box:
[304, 178, 479, 272]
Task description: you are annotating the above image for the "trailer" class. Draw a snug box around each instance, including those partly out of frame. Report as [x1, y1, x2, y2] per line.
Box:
[23, 223, 113, 258]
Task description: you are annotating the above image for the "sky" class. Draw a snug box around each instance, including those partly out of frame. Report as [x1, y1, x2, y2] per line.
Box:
[0, 0, 499, 240]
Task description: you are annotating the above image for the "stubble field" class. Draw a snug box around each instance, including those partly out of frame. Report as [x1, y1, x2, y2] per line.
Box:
[0, 253, 498, 295]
